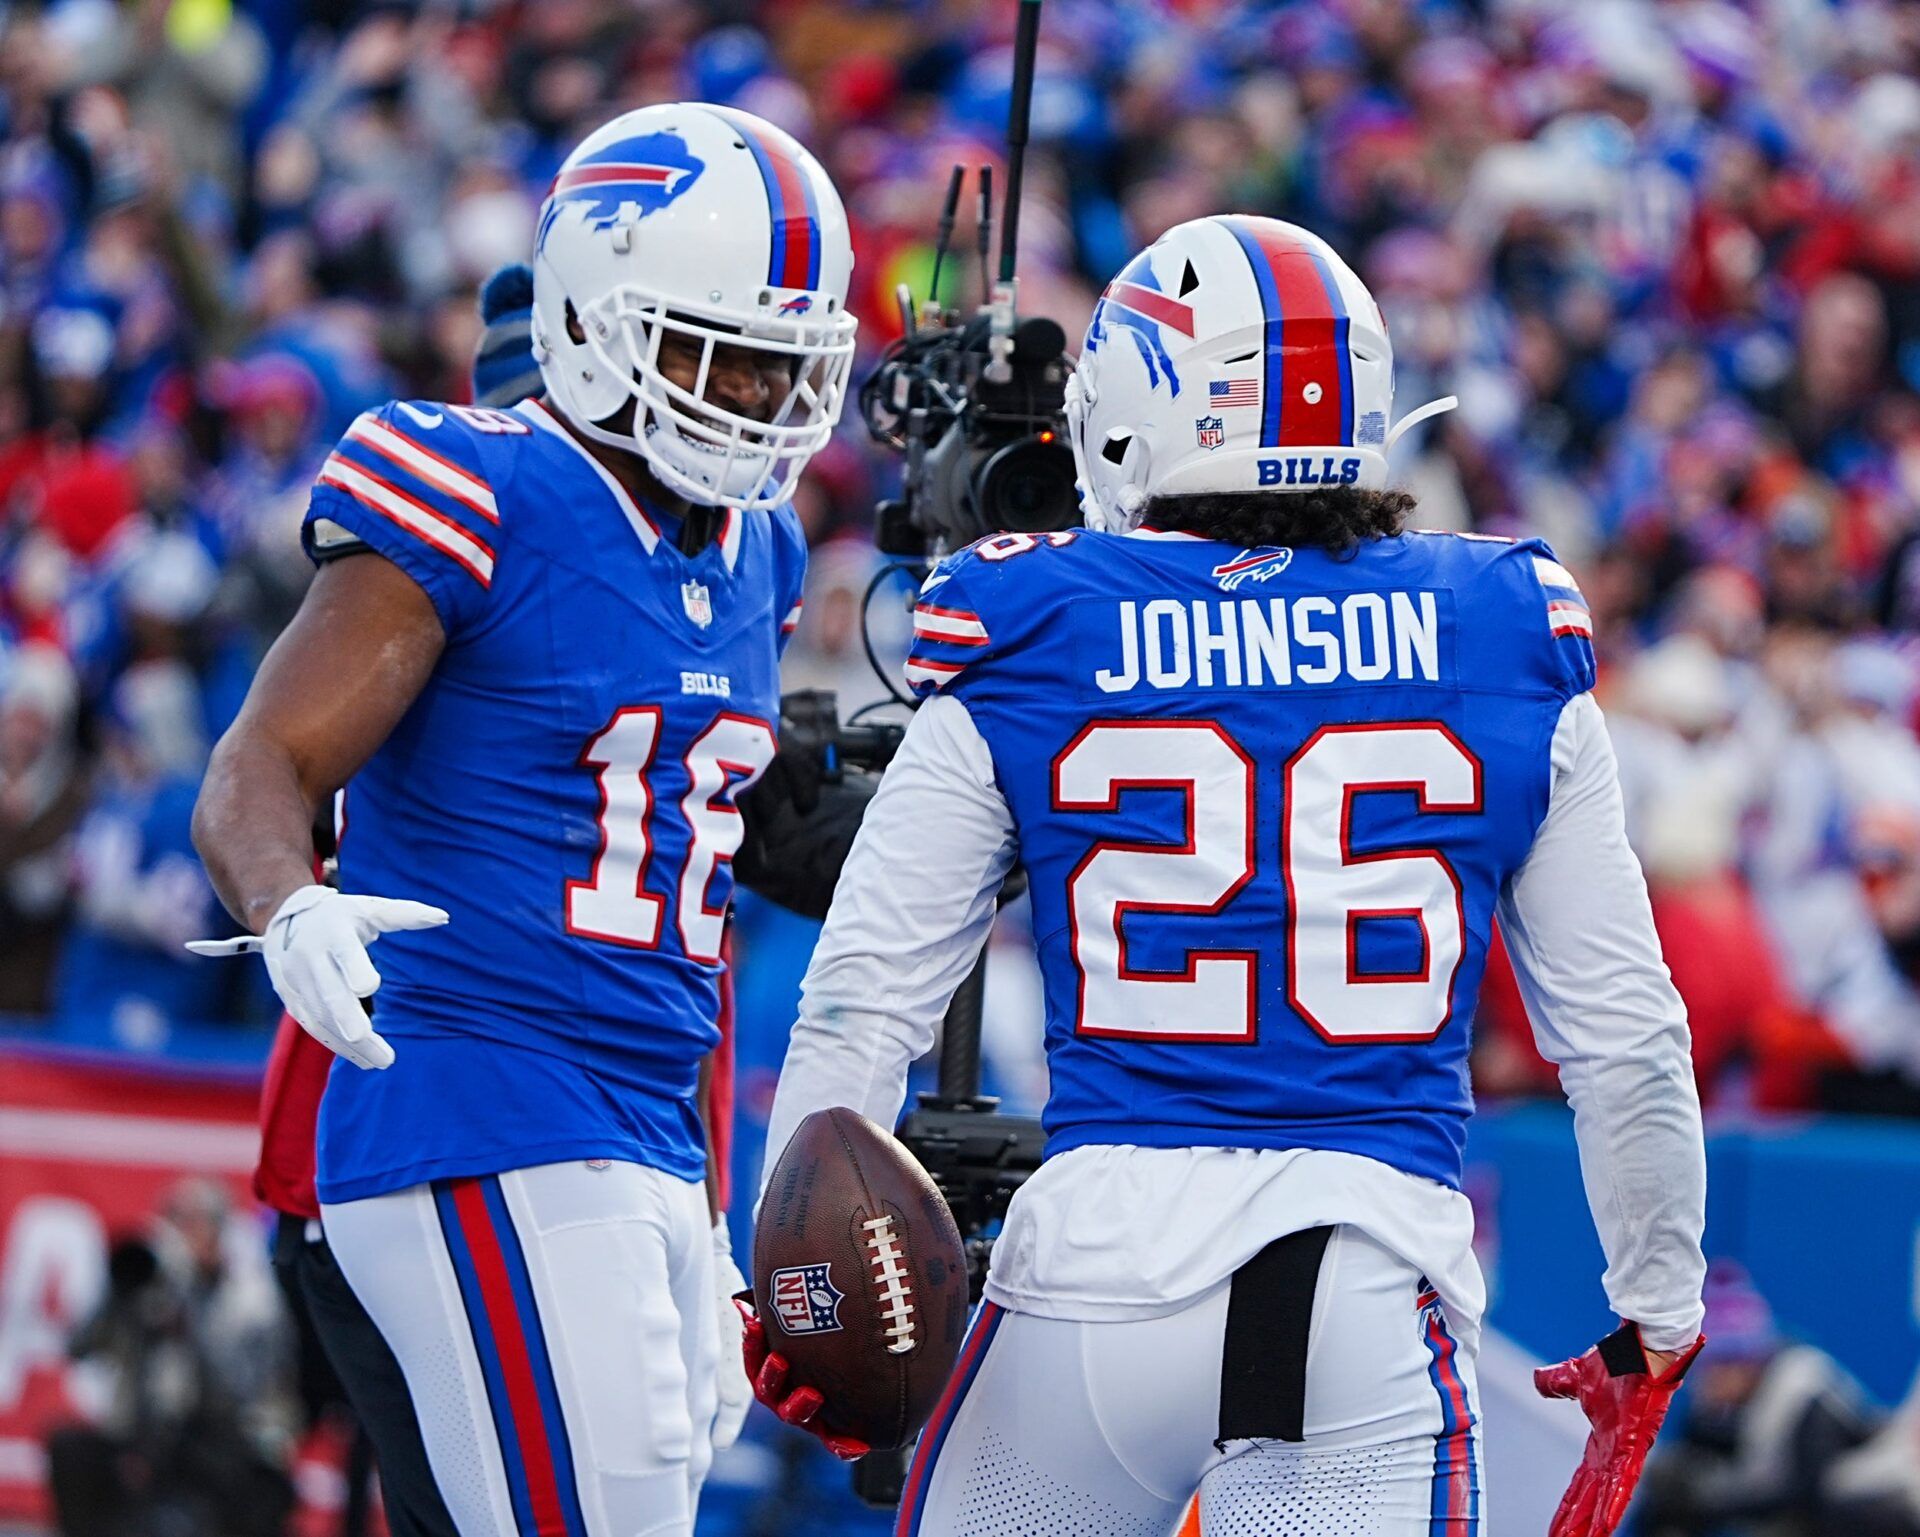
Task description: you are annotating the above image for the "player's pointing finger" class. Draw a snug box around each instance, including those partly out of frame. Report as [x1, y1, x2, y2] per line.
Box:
[359, 898, 451, 932]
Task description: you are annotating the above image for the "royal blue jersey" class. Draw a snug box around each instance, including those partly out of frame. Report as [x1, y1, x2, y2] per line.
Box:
[906, 526, 1596, 1189]
[301, 398, 806, 1203]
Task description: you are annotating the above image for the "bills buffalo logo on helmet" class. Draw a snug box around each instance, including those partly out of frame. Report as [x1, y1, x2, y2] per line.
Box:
[1212, 547, 1295, 591]
[1085, 254, 1193, 398]
[771, 1263, 845, 1335]
[537, 131, 707, 250]
[778, 294, 814, 315]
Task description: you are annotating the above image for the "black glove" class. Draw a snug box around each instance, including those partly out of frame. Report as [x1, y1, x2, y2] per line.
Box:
[734, 747, 877, 920]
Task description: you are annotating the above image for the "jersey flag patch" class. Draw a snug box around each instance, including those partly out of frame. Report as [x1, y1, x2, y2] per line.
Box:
[1534, 555, 1591, 638]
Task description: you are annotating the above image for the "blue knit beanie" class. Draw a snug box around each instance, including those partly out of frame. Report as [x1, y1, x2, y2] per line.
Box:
[471, 264, 541, 409]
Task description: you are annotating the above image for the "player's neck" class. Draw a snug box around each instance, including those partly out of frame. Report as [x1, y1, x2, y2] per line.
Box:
[542, 396, 734, 555]
[544, 397, 694, 523]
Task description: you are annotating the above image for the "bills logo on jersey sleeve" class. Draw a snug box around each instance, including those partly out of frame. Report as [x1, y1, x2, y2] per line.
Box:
[771, 1263, 845, 1335]
[537, 131, 706, 249]
[1534, 555, 1592, 638]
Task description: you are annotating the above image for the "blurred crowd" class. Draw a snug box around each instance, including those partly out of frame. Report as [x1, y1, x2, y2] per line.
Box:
[2, 0, 1920, 1117]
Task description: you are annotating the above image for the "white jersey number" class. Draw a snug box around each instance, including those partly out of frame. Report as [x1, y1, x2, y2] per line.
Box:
[1053, 722, 1258, 1041]
[1284, 723, 1481, 1042]
[1056, 718, 1480, 1044]
[566, 709, 776, 956]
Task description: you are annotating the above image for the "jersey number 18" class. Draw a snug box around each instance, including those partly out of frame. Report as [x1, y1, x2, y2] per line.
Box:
[565, 708, 778, 964]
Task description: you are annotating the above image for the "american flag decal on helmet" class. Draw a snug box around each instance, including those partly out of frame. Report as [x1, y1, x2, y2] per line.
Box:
[1535, 555, 1592, 638]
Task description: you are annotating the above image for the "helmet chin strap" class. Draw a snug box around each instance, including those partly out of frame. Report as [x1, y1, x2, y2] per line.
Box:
[1384, 395, 1459, 452]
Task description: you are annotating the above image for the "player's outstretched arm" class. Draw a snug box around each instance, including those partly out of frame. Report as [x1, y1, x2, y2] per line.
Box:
[1496, 691, 1708, 1535]
[191, 554, 451, 1068]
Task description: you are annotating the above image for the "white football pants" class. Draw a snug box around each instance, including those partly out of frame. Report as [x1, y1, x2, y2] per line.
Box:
[322, 1159, 718, 1537]
[895, 1224, 1482, 1537]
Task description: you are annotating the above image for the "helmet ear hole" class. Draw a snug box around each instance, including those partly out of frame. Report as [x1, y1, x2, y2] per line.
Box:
[564, 301, 587, 346]
[1101, 431, 1133, 466]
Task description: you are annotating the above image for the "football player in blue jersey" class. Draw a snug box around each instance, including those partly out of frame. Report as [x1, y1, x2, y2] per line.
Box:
[190, 104, 857, 1537]
[753, 216, 1709, 1537]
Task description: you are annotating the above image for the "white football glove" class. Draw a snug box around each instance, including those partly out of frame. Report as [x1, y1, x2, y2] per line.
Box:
[712, 1216, 752, 1450]
[186, 885, 447, 1070]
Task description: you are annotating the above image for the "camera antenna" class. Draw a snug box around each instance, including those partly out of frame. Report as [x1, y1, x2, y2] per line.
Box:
[997, 0, 1041, 285]
[976, 164, 994, 307]
[927, 163, 965, 318]
[985, 0, 1043, 382]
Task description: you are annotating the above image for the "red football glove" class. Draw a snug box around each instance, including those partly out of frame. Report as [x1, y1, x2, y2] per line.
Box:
[1534, 1324, 1706, 1537]
[735, 1298, 871, 1461]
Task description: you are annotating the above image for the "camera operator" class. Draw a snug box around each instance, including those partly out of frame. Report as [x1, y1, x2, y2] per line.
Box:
[46, 1179, 297, 1537]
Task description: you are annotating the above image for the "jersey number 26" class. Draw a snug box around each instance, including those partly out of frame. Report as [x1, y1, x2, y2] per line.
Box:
[1053, 720, 1482, 1044]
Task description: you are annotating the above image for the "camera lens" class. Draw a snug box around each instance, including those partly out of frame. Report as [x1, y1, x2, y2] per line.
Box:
[975, 436, 1079, 532]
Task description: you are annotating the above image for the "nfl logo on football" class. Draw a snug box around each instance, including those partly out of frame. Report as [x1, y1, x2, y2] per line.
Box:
[1195, 415, 1226, 450]
[681, 579, 713, 628]
[771, 1263, 845, 1336]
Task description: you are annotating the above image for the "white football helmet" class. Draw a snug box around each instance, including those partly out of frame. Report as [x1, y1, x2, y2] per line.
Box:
[1065, 215, 1456, 534]
[531, 103, 858, 509]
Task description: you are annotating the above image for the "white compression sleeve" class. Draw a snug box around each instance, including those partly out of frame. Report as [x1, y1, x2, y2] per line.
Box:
[1496, 692, 1708, 1351]
[758, 693, 1018, 1209]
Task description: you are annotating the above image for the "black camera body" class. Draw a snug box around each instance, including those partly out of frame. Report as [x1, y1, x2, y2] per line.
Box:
[863, 309, 1078, 558]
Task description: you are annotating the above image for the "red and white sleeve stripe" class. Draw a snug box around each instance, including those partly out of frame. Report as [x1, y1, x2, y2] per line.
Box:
[912, 603, 990, 647]
[904, 655, 968, 690]
[345, 414, 499, 525]
[781, 599, 804, 636]
[318, 454, 496, 587]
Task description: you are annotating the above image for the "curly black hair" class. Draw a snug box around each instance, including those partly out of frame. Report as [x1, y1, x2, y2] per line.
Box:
[1140, 487, 1418, 554]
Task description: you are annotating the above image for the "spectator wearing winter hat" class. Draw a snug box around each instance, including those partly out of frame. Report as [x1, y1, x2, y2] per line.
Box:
[51, 657, 223, 1049]
[469, 262, 539, 409]
[0, 643, 85, 1013]
[1638, 1263, 1883, 1536]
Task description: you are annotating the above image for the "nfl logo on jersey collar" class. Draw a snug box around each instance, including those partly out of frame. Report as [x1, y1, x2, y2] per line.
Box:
[681, 579, 714, 628]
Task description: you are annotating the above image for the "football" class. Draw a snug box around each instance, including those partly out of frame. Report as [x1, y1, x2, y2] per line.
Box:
[753, 1107, 970, 1450]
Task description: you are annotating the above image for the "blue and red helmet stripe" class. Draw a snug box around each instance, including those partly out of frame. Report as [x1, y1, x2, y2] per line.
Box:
[731, 121, 821, 291]
[1223, 219, 1355, 451]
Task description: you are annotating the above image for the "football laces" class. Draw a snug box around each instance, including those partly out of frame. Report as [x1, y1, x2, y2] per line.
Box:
[861, 1213, 917, 1354]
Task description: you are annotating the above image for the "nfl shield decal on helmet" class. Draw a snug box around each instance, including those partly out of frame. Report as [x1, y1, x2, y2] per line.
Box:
[681, 579, 713, 628]
[771, 1263, 845, 1336]
[1195, 415, 1226, 450]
